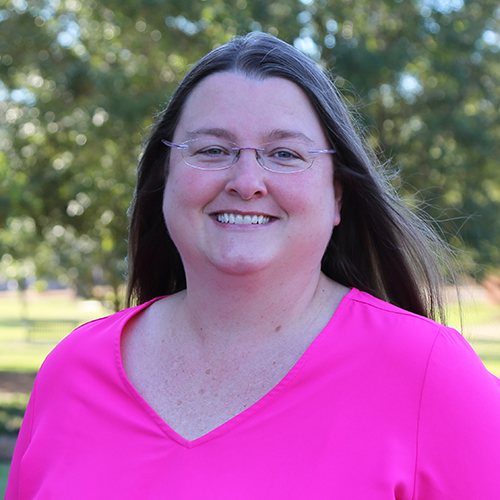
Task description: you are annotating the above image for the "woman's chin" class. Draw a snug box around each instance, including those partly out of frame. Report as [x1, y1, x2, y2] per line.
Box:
[208, 254, 272, 277]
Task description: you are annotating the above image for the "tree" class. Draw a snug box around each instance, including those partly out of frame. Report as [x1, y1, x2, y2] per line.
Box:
[1, 0, 499, 309]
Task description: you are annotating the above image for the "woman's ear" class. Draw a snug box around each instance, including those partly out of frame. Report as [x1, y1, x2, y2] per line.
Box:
[333, 179, 343, 227]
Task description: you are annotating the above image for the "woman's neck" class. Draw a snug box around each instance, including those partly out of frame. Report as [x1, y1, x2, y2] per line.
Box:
[171, 265, 347, 349]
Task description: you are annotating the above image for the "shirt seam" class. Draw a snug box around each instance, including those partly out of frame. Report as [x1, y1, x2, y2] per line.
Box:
[411, 325, 442, 500]
[350, 294, 437, 326]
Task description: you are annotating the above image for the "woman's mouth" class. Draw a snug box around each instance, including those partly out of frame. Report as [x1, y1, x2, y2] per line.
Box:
[215, 213, 271, 225]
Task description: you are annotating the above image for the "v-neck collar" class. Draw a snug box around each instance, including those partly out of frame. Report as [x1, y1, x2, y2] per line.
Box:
[115, 290, 353, 449]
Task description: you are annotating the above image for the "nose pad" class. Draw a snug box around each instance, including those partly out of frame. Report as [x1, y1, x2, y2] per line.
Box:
[233, 147, 266, 170]
[254, 150, 266, 169]
[225, 149, 268, 199]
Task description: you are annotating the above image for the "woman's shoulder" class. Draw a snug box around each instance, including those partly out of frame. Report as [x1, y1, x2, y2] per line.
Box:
[341, 288, 498, 384]
[342, 288, 447, 338]
[37, 298, 164, 380]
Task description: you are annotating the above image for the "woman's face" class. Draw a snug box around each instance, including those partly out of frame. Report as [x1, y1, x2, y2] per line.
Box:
[162, 72, 342, 278]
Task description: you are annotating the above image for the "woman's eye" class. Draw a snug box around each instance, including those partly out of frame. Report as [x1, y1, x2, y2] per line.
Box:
[272, 149, 300, 160]
[198, 146, 229, 156]
[205, 147, 223, 155]
[276, 150, 295, 158]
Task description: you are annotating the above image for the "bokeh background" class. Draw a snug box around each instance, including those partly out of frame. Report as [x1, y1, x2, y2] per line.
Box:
[1, 0, 500, 308]
[1, 0, 500, 491]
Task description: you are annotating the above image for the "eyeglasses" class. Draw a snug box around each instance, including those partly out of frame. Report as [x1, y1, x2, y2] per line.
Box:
[161, 138, 336, 174]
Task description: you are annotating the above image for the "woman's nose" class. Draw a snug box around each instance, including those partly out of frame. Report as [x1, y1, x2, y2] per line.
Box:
[224, 149, 268, 200]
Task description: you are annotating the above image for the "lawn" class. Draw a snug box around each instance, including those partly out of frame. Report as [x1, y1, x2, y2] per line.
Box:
[0, 291, 110, 372]
[445, 290, 500, 377]
[446, 294, 500, 331]
[0, 464, 9, 498]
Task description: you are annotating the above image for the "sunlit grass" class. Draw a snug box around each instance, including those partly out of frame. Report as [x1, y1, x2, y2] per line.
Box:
[444, 292, 500, 377]
[445, 298, 500, 330]
[0, 292, 110, 372]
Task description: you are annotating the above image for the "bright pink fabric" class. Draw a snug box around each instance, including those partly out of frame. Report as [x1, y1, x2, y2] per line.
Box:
[6, 289, 500, 499]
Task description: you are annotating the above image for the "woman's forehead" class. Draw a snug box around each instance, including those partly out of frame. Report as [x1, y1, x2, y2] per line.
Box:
[174, 72, 326, 144]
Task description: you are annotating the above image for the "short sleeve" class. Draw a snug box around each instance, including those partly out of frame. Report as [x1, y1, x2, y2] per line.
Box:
[414, 326, 500, 499]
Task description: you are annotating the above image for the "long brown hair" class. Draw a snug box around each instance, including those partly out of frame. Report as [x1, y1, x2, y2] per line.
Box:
[127, 32, 454, 322]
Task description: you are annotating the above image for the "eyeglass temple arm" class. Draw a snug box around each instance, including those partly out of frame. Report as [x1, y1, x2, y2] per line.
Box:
[309, 148, 336, 154]
[161, 139, 187, 149]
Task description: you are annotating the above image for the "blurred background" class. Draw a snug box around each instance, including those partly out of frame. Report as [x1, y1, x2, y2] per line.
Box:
[1, 0, 500, 307]
[1, 0, 500, 490]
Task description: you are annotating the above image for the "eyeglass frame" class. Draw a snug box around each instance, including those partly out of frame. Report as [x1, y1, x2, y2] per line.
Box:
[161, 138, 336, 174]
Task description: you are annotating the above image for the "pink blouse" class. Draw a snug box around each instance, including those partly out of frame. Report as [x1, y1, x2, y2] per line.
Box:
[7, 289, 500, 499]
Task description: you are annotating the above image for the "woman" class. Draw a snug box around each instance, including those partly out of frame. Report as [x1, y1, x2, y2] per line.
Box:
[7, 33, 500, 499]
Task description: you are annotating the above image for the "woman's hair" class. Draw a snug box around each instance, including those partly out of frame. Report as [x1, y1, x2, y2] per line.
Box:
[127, 32, 453, 322]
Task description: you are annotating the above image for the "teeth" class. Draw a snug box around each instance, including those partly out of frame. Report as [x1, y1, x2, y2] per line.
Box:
[216, 213, 271, 225]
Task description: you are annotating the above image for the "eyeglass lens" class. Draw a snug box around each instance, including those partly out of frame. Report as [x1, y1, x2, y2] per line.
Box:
[180, 138, 317, 172]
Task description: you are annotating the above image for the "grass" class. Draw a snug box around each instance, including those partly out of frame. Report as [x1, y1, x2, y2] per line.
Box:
[0, 463, 9, 498]
[444, 291, 500, 377]
[0, 291, 110, 372]
[446, 298, 500, 330]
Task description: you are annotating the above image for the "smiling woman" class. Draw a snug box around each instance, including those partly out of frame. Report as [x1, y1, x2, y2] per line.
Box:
[161, 73, 340, 280]
[6, 33, 500, 499]
[127, 35, 447, 320]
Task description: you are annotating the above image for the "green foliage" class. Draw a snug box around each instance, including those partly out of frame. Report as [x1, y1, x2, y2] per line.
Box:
[1, 0, 500, 303]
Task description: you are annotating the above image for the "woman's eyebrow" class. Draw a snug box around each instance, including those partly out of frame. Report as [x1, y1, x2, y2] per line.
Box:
[186, 128, 315, 144]
[262, 129, 314, 144]
[186, 128, 236, 141]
